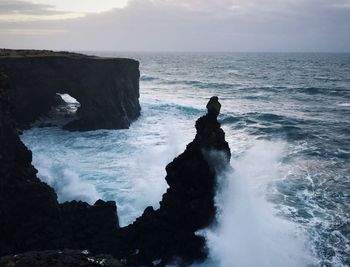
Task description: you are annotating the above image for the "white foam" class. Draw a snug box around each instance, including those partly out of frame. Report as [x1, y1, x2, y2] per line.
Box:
[337, 102, 350, 107]
[57, 93, 80, 104]
[124, 123, 190, 216]
[203, 141, 316, 267]
[34, 155, 100, 204]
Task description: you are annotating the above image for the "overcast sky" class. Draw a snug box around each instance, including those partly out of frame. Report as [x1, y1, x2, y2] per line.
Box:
[0, 0, 349, 52]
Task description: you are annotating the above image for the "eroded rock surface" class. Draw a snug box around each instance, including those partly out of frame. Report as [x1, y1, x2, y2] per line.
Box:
[114, 96, 231, 265]
[1, 72, 230, 266]
[0, 73, 119, 256]
[0, 49, 140, 131]
[0, 249, 126, 267]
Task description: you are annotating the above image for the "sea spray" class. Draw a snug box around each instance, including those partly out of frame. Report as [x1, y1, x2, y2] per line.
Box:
[20, 52, 350, 265]
[34, 155, 100, 204]
[23, 113, 193, 226]
[204, 141, 316, 267]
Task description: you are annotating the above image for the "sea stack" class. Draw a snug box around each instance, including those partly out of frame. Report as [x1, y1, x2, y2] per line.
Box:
[0, 90, 231, 266]
[116, 96, 231, 265]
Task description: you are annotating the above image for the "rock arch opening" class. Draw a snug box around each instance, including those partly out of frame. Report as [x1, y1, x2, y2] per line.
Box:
[0, 52, 141, 131]
[34, 93, 81, 128]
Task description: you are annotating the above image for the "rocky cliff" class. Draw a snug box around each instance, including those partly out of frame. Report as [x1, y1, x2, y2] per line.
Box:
[0, 73, 120, 256]
[0, 49, 140, 131]
[114, 96, 231, 265]
[0, 70, 230, 266]
[0, 250, 126, 267]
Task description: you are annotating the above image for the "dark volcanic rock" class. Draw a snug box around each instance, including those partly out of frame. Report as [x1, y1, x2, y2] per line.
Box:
[0, 49, 140, 131]
[0, 73, 119, 256]
[59, 200, 119, 254]
[0, 249, 126, 267]
[115, 96, 231, 265]
[1, 72, 230, 266]
[0, 73, 60, 256]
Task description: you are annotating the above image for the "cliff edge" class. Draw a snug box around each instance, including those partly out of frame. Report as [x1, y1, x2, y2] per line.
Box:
[114, 96, 231, 265]
[0, 49, 140, 131]
[0, 73, 120, 256]
[1, 69, 230, 266]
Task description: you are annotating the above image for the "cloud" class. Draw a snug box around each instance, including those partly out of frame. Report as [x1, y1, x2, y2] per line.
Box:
[30, 0, 129, 14]
[0, 0, 349, 51]
[0, 0, 59, 15]
[0, 0, 129, 17]
[0, 28, 67, 35]
[0, 0, 83, 22]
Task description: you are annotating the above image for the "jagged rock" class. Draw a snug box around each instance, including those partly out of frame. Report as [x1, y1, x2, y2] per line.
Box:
[206, 96, 221, 117]
[0, 249, 126, 267]
[59, 200, 119, 253]
[0, 49, 140, 131]
[115, 96, 231, 265]
[0, 73, 61, 256]
[1, 75, 230, 266]
[0, 73, 119, 256]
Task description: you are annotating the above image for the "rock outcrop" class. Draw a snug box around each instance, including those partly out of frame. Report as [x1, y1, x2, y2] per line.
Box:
[0, 73, 119, 256]
[1, 71, 230, 266]
[114, 96, 231, 265]
[0, 49, 140, 131]
[0, 249, 126, 267]
[0, 73, 60, 255]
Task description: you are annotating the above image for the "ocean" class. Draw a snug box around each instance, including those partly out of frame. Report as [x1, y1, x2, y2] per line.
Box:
[21, 52, 350, 267]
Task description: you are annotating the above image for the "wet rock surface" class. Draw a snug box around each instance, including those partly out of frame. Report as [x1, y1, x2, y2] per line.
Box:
[1, 71, 230, 267]
[114, 96, 231, 265]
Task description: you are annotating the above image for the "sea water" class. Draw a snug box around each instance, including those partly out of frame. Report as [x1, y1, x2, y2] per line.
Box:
[21, 53, 350, 266]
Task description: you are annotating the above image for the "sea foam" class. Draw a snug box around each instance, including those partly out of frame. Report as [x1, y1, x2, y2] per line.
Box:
[34, 155, 100, 204]
[203, 141, 316, 267]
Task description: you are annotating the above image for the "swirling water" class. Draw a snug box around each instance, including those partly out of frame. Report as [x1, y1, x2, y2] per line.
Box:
[21, 53, 350, 266]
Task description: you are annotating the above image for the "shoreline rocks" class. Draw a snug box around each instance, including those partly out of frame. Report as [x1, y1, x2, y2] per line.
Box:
[113, 96, 231, 265]
[1, 70, 231, 266]
[0, 73, 120, 256]
[0, 249, 126, 267]
[0, 49, 141, 131]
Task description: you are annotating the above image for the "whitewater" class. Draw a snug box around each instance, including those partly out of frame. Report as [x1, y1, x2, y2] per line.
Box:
[21, 52, 350, 267]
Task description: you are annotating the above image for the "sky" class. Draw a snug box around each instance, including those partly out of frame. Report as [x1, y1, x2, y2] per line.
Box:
[0, 0, 349, 52]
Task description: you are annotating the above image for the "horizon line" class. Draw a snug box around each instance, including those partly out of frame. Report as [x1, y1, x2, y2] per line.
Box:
[2, 47, 350, 54]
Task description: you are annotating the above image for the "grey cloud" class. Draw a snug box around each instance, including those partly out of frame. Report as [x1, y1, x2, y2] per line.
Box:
[0, 0, 349, 52]
[0, 0, 62, 15]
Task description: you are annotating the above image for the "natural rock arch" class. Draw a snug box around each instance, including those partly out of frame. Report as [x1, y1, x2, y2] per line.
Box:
[0, 50, 141, 131]
[1, 72, 231, 265]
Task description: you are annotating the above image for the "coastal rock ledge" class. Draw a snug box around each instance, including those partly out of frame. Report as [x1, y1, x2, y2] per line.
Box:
[0, 70, 231, 266]
[0, 49, 141, 131]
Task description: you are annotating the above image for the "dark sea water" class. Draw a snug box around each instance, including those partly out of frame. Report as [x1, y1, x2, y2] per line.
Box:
[22, 53, 350, 267]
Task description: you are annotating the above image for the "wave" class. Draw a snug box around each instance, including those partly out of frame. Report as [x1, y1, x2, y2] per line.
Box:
[251, 113, 290, 122]
[221, 112, 311, 127]
[293, 87, 349, 97]
[337, 102, 350, 107]
[296, 87, 325, 95]
[220, 113, 309, 141]
[140, 74, 159, 81]
[154, 103, 204, 117]
[203, 141, 316, 267]
[161, 79, 234, 89]
[33, 155, 100, 204]
[242, 95, 271, 100]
